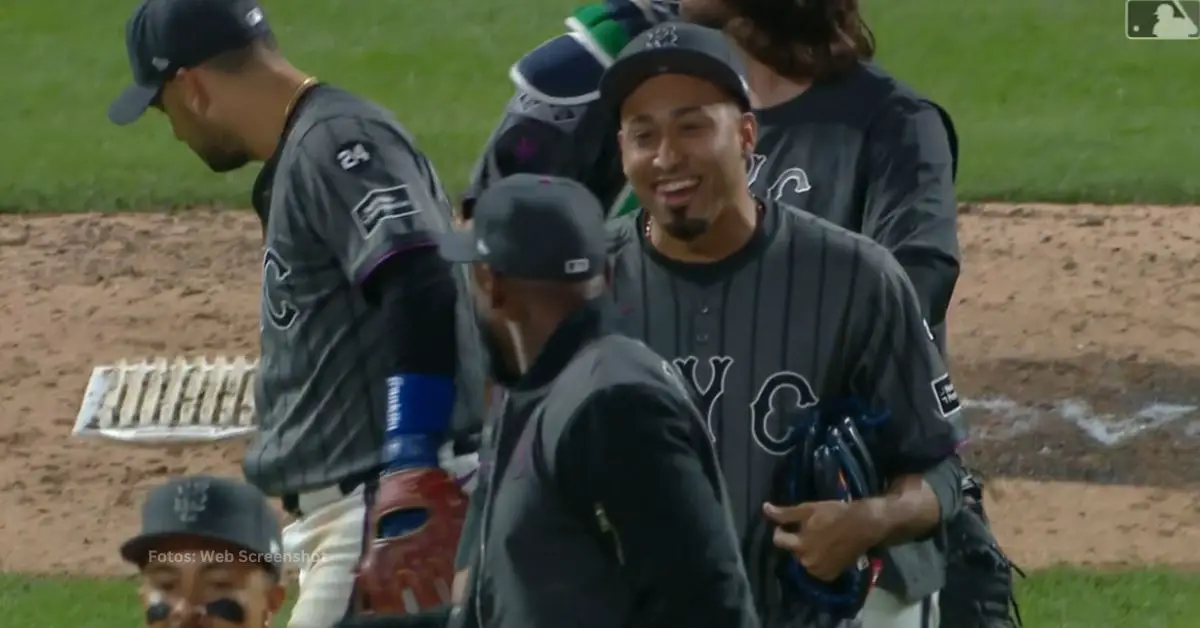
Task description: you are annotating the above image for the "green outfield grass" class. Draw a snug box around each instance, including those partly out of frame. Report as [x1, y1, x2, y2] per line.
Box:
[7, 567, 1200, 628]
[4, 0, 1199, 625]
[1, 0, 1197, 211]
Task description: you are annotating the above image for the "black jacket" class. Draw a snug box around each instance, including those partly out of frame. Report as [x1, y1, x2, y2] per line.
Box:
[452, 301, 759, 628]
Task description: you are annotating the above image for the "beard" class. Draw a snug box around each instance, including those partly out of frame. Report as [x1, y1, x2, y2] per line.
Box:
[196, 146, 251, 173]
[660, 205, 711, 241]
[476, 313, 522, 387]
[186, 123, 252, 173]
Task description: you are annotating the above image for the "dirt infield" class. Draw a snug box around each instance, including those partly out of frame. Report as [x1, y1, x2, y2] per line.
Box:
[1, 204, 1198, 576]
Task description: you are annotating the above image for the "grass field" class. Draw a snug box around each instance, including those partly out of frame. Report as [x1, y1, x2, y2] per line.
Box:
[3, 0, 1199, 625]
[2, 0, 1199, 211]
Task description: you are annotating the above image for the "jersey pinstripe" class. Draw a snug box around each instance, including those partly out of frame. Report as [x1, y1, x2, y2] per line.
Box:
[607, 201, 963, 610]
[244, 87, 485, 496]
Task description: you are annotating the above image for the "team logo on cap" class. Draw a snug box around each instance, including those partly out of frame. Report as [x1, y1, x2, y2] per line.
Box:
[173, 479, 210, 523]
[646, 25, 679, 48]
[564, 258, 590, 275]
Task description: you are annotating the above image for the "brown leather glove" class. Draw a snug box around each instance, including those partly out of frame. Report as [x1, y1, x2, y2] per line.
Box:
[352, 467, 468, 615]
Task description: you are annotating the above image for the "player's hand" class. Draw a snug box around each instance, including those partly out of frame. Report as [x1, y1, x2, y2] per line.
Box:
[763, 500, 886, 582]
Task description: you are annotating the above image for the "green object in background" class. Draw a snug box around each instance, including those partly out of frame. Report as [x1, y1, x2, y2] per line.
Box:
[608, 184, 640, 219]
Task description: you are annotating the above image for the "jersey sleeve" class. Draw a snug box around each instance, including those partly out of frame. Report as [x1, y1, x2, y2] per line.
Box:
[553, 384, 757, 628]
[290, 116, 450, 284]
[848, 251, 965, 479]
[460, 92, 589, 217]
[859, 99, 961, 329]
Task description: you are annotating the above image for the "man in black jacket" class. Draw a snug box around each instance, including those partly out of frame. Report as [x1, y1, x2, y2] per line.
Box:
[341, 173, 760, 628]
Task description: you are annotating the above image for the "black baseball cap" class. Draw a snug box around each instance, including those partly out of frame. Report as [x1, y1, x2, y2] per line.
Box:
[108, 0, 273, 126]
[435, 174, 606, 281]
[599, 23, 751, 112]
[120, 475, 284, 575]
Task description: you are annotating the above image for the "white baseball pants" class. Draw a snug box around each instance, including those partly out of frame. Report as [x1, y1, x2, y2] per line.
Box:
[859, 589, 939, 628]
[282, 486, 369, 628]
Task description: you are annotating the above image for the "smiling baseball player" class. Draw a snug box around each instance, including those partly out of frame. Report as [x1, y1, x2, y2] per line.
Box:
[460, 1, 1019, 625]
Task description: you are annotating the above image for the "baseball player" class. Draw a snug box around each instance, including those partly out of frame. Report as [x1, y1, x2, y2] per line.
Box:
[600, 24, 961, 627]
[121, 475, 287, 627]
[463, 2, 1019, 625]
[676, 3, 1025, 625]
[108, 1, 485, 626]
[679, 0, 960, 350]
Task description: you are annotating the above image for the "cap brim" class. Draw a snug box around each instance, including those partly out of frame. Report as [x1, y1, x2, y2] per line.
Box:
[108, 83, 160, 126]
[433, 229, 482, 263]
[599, 48, 749, 112]
[120, 531, 282, 574]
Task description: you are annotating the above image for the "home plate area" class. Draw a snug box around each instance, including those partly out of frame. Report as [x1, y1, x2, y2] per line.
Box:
[1, 203, 1200, 576]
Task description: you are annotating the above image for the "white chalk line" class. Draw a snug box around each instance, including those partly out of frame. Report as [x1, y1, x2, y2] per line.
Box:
[962, 396, 1199, 447]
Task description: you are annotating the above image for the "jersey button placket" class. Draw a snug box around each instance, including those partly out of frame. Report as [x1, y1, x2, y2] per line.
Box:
[694, 301, 715, 345]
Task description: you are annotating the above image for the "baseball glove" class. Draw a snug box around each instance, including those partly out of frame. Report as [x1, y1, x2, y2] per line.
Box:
[773, 400, 886, 625]
[940, 471, 1026, 627]
[351, 468, 468, 615]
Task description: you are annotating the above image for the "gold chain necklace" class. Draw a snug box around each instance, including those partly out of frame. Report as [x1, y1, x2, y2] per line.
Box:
[284, 76, 319, 120]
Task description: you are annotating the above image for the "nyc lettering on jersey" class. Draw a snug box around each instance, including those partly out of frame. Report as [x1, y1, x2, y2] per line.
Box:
[747, 153, 810, 208]
[673, 355, 819, 456]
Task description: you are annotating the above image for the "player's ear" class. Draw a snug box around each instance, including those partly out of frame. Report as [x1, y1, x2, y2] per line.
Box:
[476, 263, 507, 312]
[174, 68, 210, 117]
[738, 110, 757, 156]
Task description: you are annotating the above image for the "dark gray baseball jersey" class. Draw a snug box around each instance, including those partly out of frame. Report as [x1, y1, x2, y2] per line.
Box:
[747, 62, 960, 350]
[467, 63, 960, 352]
[244, 86, 484, 496]
[606, 201, 964, 614]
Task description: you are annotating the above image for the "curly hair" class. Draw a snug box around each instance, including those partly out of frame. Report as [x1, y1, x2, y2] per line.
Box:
[726, 0, 875, 82]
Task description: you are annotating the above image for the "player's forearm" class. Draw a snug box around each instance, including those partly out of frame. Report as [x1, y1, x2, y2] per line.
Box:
[372, 247, 460, 470]
[870, 457, 963, 546]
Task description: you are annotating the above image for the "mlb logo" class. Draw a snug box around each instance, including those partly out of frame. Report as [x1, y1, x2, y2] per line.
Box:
[1126, 0, 1200, 39]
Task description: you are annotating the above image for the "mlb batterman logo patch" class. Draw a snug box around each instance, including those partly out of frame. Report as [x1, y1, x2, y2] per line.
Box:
[1126, 0, 1200, 39]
